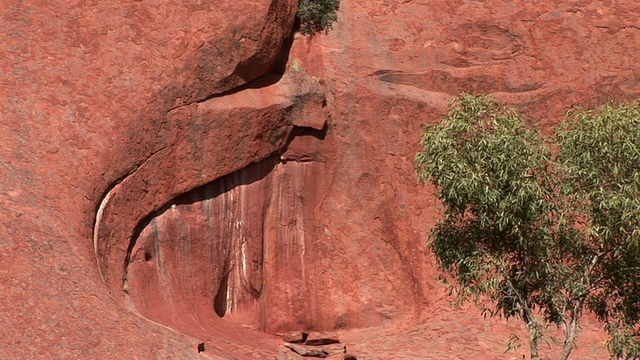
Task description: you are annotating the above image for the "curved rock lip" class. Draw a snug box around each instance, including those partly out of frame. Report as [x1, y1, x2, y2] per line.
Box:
[94, 71, 329, 336]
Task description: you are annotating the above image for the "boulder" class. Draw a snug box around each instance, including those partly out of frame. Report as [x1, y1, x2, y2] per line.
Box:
[304, 332, 341, 346]
[284, 343, 327, 357]
[283, 331, 309, 344]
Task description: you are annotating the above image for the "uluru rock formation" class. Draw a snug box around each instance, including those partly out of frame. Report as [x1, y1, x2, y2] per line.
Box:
[1, 0, 639, 359]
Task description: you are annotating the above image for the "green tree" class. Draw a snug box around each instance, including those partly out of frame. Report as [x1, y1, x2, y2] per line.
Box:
[556, 101, 640, 359]
[297, 0, 339, 35]
[415, 94, 557, 358]
[415, 94, 640, 359]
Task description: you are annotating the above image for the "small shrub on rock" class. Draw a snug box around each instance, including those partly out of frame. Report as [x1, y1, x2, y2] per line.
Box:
[297, 0, 340, 35]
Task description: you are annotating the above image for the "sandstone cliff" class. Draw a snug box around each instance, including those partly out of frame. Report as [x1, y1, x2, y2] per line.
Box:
[1, 0, 639, 359]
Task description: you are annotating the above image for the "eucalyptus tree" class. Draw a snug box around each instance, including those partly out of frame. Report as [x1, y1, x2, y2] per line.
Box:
[416, 94, 640, 360]
[556, 101, 640, 359]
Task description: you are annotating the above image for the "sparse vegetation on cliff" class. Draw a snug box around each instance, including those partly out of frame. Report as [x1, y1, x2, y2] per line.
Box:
[415, 94, 640, 360]
[297, 0, 340, 35]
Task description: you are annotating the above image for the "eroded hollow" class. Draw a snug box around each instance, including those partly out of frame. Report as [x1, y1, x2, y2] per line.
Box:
[123, 151, 323, 335]
[214, 270, 230, 318]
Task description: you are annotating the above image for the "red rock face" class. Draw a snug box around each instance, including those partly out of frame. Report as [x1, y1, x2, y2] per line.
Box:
[2, 0, 639, 358]
[1, 1, 301, 358]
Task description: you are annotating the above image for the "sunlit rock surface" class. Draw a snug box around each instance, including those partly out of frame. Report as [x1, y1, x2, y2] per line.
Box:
[1, 0, 639, 358]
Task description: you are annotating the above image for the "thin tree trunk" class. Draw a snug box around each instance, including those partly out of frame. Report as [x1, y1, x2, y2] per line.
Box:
[528, 325, 540, 359]
[523, 306, 540, 359]
[559, 312, 580, 360]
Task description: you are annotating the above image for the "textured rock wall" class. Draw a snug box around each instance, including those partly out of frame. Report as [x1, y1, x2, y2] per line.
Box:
[1, 1, 301, 358]
[127, 157, 313, 333]
[299, 0, 640, 328]
[2, 0, 640, 358]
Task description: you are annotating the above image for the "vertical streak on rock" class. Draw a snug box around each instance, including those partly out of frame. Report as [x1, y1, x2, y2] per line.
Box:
[124, 155, 319, 333]
[221, 158, 272, 320]
[262, 161, 309, 332]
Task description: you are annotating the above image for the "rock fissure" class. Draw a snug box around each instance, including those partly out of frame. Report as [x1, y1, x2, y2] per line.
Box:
[373, 69, 543, 95]
[164, 73, 287, 116]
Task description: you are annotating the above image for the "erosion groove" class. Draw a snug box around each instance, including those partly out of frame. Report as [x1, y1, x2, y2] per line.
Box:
[373, 69, 543, 95]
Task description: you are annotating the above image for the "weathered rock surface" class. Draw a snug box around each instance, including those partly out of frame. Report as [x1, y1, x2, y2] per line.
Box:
[1, 0, 639, 359]
[304, 332, 341, 346]
[277, 346, 306, 360]
[283, 331, 308, 344]
[279, 334, 347, 358]
[289, 0, 640, 334]
[284, 342, 327, 357]
[1, 0, 298, 358]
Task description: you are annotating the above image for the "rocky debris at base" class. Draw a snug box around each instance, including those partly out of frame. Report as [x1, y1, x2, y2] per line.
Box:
[304, 332, 341, 346]
[282, 331, 307, 344]
[276, 332, 357, 359]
